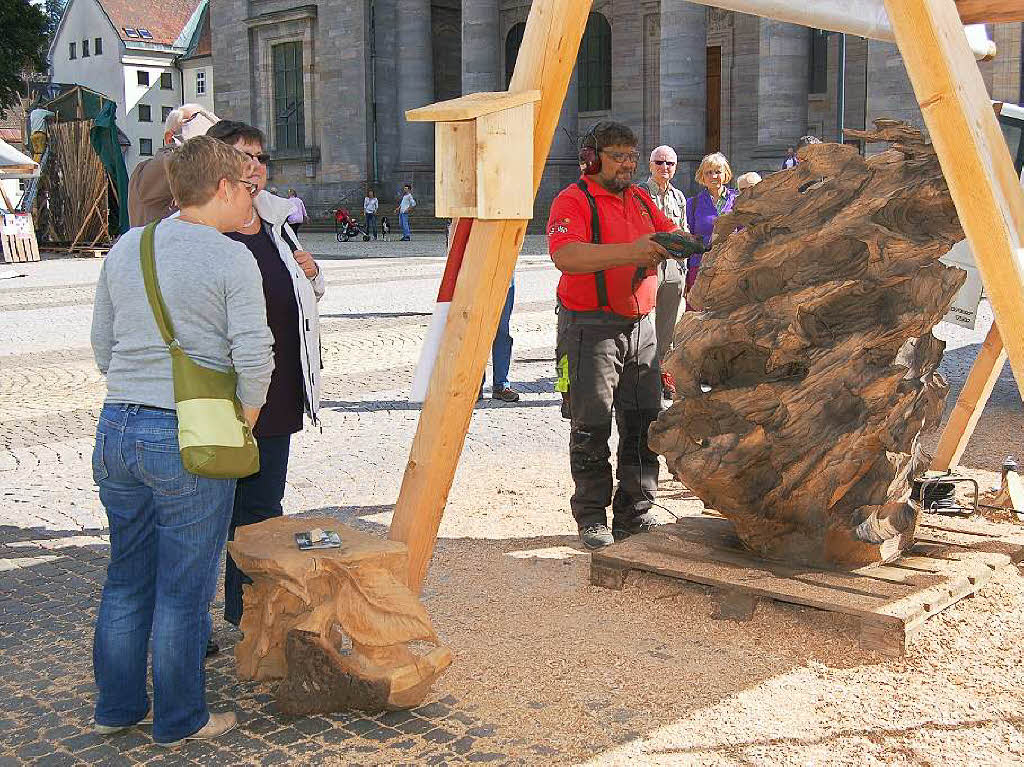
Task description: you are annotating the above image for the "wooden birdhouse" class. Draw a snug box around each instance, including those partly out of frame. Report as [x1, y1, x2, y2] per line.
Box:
[405, 90, 541, 220]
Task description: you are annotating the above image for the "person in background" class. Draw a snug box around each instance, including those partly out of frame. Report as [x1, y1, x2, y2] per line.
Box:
[364, 188, 380, 240]
[482, 279, 520, 402]
[286, 189, 309, 235]
[127, 104, 218, 226]
[206, 120, 324, 632]
[781, 146, 798, 170]
[644, 145, 688, 401]
[685, 152, 737, 297]
[396, 184, 416, 241]
[28, 107, 54, 162]
[89, 136, 274, 746]
[736, 171, 762, 191]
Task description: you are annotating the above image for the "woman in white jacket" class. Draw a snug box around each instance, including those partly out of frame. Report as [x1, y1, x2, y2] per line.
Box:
[207, 121, 324, 631]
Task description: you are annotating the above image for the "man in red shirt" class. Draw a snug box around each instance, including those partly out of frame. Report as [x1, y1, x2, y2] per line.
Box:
[549, 121, 679, 550]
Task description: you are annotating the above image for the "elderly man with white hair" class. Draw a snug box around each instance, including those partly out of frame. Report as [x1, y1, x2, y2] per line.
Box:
[644, 144, 688, 401]
[127, 104, 219, 226]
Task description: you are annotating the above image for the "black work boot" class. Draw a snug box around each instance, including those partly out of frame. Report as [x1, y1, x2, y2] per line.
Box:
[612, 512, 664, 541]
[578, 523, 615, 550]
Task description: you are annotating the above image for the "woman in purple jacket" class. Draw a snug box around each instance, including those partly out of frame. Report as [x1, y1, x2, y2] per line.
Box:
[684, 152, 738, 297]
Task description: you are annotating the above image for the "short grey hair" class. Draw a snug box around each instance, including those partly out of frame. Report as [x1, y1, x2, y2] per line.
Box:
[163, 104, 218, 137]
[649, 145, 677, 163]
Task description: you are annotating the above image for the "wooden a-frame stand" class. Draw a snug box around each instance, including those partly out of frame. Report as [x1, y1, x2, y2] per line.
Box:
[387, 0, 1024, 594]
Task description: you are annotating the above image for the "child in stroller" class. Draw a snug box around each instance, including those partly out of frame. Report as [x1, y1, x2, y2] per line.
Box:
[334, 208, 371, 242]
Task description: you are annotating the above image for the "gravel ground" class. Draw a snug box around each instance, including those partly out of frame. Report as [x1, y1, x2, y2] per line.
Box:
[3, 236, 1024, 765]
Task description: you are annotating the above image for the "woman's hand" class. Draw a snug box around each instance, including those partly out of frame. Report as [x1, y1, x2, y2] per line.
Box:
[242, 406, 260, 428]
[293, 250, 319, 279]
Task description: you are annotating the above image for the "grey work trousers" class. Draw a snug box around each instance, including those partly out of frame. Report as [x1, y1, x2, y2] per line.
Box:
[655, 277, 683, 362]
[557, 308, 662, 528]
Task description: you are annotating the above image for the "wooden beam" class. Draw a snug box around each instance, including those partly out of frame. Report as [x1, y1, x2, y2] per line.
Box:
[931, 323, 1008, 471]
[388, 0, 592, 591]
[955, 1, 1024, 24]
[884, 0, 1024, 412]
[406, 90, 541, 122]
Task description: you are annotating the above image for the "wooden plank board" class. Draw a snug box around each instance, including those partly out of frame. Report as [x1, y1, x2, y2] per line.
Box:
[591, 514, 1024, 656]
[406, 90, 541, 122]
[931, 323, 1007, 471]
[389, 0, 594, 591]
[955, 0, 1024, 24]
[883, 0, 1024, 406]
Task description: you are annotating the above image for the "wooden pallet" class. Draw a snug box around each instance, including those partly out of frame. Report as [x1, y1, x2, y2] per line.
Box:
[1, 213, 40, 263]
[591, 514, 1024, 656]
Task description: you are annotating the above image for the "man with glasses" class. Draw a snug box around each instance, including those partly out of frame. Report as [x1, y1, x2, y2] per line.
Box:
[127, 104, 219, 227]
[548, 121, 678, 550]
[645, 145, 688, 401]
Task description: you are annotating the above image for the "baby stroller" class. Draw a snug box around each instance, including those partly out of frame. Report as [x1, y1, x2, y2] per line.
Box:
[334, 208, 371, 242]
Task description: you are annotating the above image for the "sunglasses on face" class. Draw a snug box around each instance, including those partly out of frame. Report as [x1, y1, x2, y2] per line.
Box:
[242, 150, 270, 165]
[600, 149, 640, 164]
[235, 179, 258, 196]
[652, 160, 676, 166]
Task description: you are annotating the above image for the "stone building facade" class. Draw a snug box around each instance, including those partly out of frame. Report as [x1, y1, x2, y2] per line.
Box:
[209, 0, 1024, 223]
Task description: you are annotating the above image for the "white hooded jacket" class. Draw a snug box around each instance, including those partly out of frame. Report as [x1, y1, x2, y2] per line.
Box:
[252, 190, 324, 425]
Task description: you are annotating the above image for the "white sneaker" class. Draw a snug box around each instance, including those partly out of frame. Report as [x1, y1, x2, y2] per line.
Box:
[94, 712, 153, 735]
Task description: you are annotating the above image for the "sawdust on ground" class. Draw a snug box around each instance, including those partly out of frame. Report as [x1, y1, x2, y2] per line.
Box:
[318, 448, 1024, 767]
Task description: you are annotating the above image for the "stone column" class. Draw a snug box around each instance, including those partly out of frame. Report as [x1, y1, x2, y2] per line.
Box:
[461, 0, 499, 94]
[865, 40, 925, 152]
[660, 0, 707, 188]
[756, 20, 809, 148]
[397, 0, 434, 169]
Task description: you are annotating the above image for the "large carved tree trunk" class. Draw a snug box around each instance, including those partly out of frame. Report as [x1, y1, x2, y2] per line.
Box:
[649, 123, 966, 568]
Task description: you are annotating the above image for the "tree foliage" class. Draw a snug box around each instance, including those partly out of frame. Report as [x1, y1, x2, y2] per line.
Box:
[45, 0, 68, 41]
[0, 0, 49, 111]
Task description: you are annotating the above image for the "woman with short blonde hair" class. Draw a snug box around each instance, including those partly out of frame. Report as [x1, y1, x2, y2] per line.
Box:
[685, 151, 738, 296]
[90, 134, 274, 746]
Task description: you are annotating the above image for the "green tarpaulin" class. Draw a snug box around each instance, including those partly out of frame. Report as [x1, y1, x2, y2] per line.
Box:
[89, 101, 130, 236]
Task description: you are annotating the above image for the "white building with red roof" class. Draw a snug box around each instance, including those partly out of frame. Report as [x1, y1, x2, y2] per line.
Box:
[48, 0, 210, 171]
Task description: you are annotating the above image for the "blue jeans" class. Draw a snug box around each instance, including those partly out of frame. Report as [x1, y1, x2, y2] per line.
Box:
[481, 279, 515, 390]
[224, 434, 291, 626]
[399, 211, 411, 239]
[366, 212, 378, 239]
[91, 403, 236, 744]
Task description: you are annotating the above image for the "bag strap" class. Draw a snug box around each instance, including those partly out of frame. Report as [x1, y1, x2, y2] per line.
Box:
[576, 180, 610, 309]
[139, 220, 177, 349]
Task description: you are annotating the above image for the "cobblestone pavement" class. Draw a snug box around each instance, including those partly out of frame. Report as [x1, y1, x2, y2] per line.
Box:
[1, 233, 567, 766]
[1, 233, 1021, 765]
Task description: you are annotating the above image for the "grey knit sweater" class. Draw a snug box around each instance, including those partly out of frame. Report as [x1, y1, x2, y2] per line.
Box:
[91, 218, 275, 409]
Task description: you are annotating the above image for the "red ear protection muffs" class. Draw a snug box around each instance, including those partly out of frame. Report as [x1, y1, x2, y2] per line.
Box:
[578, 122, 605, 175]
[579, 144, 601, 175]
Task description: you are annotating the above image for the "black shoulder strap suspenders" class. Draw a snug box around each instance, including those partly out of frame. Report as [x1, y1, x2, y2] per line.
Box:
[576, 179, 610, 309]
[575, 180, 655, 311]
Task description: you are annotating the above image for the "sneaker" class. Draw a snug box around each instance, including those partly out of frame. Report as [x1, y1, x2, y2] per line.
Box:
[661, 372, 677, 401]
[206, 638, 219, 657]
[578, 523, 614, 550]
[400, 236, 411, 241]
[612, 512, 664, 541]
[157, 711, 237, 748]
[94, 712, 153, 735]
[492, 386, 520, 403]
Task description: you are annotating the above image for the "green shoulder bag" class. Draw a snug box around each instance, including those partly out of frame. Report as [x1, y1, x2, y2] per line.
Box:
[140, 221, 260, 479]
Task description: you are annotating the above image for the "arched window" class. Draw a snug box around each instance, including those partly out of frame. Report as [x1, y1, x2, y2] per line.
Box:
[505, 23, 527, 88]
[577, 13, 611, 112]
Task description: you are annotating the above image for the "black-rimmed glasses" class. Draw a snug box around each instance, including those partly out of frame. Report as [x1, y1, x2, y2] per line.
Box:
[652, 160, 676, 166]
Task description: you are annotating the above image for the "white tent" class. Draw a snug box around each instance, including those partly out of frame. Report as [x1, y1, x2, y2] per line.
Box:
[0, 137, 39, 179]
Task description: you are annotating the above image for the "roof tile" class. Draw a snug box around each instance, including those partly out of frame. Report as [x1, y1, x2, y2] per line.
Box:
[98, 0, 203, 46]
